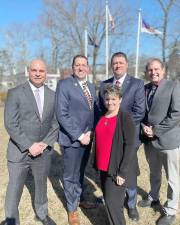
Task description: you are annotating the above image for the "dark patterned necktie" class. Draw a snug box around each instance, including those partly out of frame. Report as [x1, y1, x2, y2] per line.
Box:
[147, 85, 157, 110]
[82, 82, 93, 110]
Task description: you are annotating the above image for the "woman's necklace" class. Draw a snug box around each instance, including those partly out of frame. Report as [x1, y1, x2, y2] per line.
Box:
[104, 112, 117, 126]
[104, 119, 108, 126]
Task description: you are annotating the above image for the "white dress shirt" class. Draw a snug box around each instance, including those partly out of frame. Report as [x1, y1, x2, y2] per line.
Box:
[29, 81, 44, 110]
[113, 73, 127, 86]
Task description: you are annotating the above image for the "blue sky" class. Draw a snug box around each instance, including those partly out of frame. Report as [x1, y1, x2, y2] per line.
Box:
[0, 0, 179, 63]
[0, 0, 43, 27]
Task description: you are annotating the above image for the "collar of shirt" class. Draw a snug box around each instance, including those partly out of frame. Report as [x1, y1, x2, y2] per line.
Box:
[113, 73, 127, 86]
[28, 81, 44, 109]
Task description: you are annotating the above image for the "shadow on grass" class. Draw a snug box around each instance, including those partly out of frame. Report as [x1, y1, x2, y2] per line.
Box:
[137, 185, 148, 199]
[0, 218, 16, 225]
[79, 152, 109, 225]
[24, 149, 109, 225]
[49, 149, 109, 225]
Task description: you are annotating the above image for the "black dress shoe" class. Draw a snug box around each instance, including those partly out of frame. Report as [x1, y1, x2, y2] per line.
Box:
[128, 207, 139, 221]
[138, 198, 160, 208]
[2, 218, 17, 225]
[157, 214, 175, 225]
[96, 196, 105, 205]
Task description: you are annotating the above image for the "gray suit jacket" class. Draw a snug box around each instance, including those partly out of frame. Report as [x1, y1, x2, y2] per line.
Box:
[143, 79, 180, 150]
[4, 81, 59, 162]
[55, 75, 97, 147]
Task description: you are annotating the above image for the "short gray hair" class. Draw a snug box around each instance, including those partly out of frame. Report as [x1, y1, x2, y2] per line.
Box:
[103, 83, 122, 98]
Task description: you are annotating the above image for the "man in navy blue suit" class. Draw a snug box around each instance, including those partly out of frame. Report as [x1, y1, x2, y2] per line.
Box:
[99, 52, 145, 221]
[55, 55, 97, 225]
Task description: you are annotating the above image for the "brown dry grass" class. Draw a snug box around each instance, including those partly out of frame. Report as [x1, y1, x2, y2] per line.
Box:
[0, 106, 179, 225]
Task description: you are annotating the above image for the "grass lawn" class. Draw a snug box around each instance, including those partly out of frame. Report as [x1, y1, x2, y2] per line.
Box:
[0, 106, 179, 225]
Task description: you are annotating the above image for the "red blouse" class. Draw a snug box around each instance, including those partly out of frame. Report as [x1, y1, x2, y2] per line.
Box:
[95, 115, 117, 171]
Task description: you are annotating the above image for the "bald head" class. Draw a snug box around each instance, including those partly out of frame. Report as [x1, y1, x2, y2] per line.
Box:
[28, 59, 47, 88]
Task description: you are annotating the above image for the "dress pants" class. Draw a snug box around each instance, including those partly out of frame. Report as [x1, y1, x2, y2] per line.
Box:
[62, 144, 91, 212]
[101, 171, 126, 225]
[126, 148, 139, 209]
[5, 154, 51, 225]
[144, 142, 180, 215]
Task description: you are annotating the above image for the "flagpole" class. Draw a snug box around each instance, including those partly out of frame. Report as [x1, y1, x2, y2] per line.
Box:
[105, 0, 109, 80]
[135, 8, 141, 78]
[84, 28, 88, 57]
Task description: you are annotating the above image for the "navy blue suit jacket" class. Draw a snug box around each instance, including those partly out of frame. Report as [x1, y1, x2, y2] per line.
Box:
[55, 75, 97, 147]
[99, 75, 145, 147]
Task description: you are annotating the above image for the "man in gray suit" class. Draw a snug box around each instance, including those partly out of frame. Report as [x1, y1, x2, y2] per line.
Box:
[138, 58, 180, 225]
[55, 55, 97, 225]
[3, 59, 58, 225]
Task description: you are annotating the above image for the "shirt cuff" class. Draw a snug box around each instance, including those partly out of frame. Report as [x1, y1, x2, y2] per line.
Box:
[78, 133, 84, 141]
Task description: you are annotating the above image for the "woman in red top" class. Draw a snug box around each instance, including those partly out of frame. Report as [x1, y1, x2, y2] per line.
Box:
[95, 84, 135, 225]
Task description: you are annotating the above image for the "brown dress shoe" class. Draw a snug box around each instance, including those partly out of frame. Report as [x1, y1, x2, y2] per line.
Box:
[68, 211, 80, 225]
[79, 201, 97, 209]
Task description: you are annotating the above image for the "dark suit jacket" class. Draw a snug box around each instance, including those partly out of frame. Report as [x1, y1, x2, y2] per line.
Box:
[99, 75, 145, 147]
[4, 81, 59, 162]
[55, 75, 97, 147]
[142, 79, 180, 150]
[108, 111, 135, 186]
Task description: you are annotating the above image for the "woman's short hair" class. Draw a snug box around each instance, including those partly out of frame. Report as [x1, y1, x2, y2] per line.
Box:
[103, 83, 123, 98]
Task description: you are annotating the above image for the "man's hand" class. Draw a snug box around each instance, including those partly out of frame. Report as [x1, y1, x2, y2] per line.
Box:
[39, 142, 48, 151]
[80, 132, 91, 145]
[28, 142, 47, 157]
[86, 131, 94, 140]
[116, 176, 125, 186]
[143, 125, 154, 138]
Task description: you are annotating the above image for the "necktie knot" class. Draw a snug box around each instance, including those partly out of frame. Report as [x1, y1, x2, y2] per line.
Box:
[82, 81, 88, 88]
[115, 80, 121, 87]
[35, 89, 39, 94]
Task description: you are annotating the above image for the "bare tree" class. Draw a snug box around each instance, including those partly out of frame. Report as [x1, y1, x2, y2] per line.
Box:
[167, 40, 180, 79]
[157, 0, 177, 63]
[40, 0, 134, 84]
[3, 23, 33, 72]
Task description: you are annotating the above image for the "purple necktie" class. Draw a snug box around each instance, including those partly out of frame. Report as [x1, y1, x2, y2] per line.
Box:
[115, 80, 121, 87]
[34, 89, 43, 118]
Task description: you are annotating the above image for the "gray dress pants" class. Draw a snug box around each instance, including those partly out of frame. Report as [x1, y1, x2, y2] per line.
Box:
[5, 154, 51, 225]
[144, 142, 180, 216]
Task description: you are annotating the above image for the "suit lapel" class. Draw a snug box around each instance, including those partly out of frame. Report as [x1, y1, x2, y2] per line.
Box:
[72, 75, 85, 98]
[72, 75, 92, 108]
[42, 85, 50, 121]
[107, 77, 114, 84]
[122, 75, 131, 94]
[23, 82, 40, 119]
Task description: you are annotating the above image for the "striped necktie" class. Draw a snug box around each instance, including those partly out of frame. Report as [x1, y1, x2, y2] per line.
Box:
[82, 82, 93, 110]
